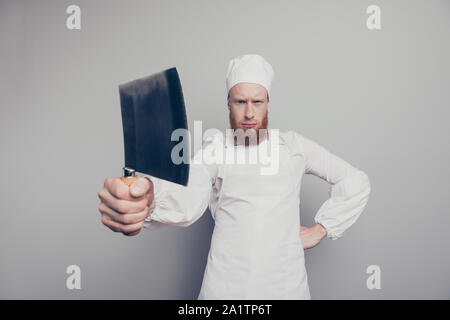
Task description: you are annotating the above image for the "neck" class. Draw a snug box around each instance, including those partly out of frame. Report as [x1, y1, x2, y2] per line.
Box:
[230, 127, 270, 146]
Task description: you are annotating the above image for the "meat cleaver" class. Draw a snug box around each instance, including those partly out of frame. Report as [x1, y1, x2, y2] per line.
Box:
[118, 67, 190, 236]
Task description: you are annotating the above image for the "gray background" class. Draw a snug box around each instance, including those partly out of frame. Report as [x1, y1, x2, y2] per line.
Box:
[1, 0, 449, 299]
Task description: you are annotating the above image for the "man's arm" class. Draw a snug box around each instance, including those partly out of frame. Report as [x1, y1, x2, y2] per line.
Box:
[97, 136, 217, 235]
[295, 132, 371, 241]
[143, 136, 218, 230]
[143, 162, 213, 230]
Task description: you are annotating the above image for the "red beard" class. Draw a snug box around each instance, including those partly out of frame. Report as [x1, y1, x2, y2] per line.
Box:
[229, 110, 269, 146]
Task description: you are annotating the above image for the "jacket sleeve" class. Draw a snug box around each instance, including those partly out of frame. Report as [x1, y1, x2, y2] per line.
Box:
[294, 132, 371, 240]
[142, 139, 216, 230]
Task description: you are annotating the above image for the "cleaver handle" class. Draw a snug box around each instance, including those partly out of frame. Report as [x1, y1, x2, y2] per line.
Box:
[120, 168, 141, 237]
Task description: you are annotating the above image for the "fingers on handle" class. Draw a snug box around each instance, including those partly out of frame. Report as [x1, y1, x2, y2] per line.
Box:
[104, 177, 133, 200]
[101, 214, 144, 234]
[124, 229, 141, 236]
[130, 177, 152, 198]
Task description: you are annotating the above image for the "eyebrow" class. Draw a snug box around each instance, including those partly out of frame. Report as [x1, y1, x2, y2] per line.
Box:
[233, 97, 266, 101]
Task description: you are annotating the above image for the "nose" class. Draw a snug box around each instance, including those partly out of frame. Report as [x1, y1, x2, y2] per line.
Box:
[245, 103, 255, 120]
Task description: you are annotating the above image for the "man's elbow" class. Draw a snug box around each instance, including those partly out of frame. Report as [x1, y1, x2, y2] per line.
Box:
[359, 171, 371, 196]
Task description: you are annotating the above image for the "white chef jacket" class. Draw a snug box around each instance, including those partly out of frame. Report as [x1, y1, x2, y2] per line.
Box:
[143, 130, 371, 299]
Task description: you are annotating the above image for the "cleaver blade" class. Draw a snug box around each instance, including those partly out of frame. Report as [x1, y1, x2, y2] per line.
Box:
[119, 67, 190, 188]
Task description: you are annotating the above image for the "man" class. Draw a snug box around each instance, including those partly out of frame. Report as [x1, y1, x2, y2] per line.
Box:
[97, 54, 371, 299]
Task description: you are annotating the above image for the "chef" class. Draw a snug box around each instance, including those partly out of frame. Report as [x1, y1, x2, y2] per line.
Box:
[97, 54, 371, 299]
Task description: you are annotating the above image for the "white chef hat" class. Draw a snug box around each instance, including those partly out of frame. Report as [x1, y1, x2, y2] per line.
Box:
[226, 54, 274, 98]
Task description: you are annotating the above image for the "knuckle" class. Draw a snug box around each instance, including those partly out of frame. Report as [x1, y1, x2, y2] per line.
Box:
[116, 186, 128, 199]
[122, 214, 134, 225]
[101, 215, 109, 226]
[97, 188, 105, 200]
[116, 201, 129, 214]
[102, 217, 120, 233]
[137, 201, 147, 213]
[139, 210, 148, 222]
[122, 224, 135, 234]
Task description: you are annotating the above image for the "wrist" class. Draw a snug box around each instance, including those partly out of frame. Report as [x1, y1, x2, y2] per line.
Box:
[316, 223, 327, 238]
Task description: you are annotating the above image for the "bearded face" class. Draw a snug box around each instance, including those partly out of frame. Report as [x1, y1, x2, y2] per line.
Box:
[227, 83, 269, 145]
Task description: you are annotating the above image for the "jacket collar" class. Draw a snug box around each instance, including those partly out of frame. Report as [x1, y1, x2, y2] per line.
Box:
[223, 128, 285, 148]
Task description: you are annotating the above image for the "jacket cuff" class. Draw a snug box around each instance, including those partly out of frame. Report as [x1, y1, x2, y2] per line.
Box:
[142, 175, 168, 230]
[314, 217, 341, 240]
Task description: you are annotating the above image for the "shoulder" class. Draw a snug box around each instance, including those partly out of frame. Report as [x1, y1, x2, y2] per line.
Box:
[278, 130, 297, 145]
[191, 130, 224, 161]
[202, 129, 225, 150]
[279, 130, 306, 148]
[282, 130, 312, 142]
[279, 130, 324, 156]
[190, 130, 225, 182]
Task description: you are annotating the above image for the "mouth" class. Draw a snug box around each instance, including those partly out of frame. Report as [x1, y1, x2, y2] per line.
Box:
[242, 122, 257, 129]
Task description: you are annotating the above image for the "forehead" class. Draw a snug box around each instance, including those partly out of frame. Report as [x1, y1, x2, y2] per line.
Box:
[229, 82, 267, 99]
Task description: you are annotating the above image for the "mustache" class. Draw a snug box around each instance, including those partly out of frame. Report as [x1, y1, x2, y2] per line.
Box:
[229, 114, 268, 130]
[228, 111, 269, 146]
